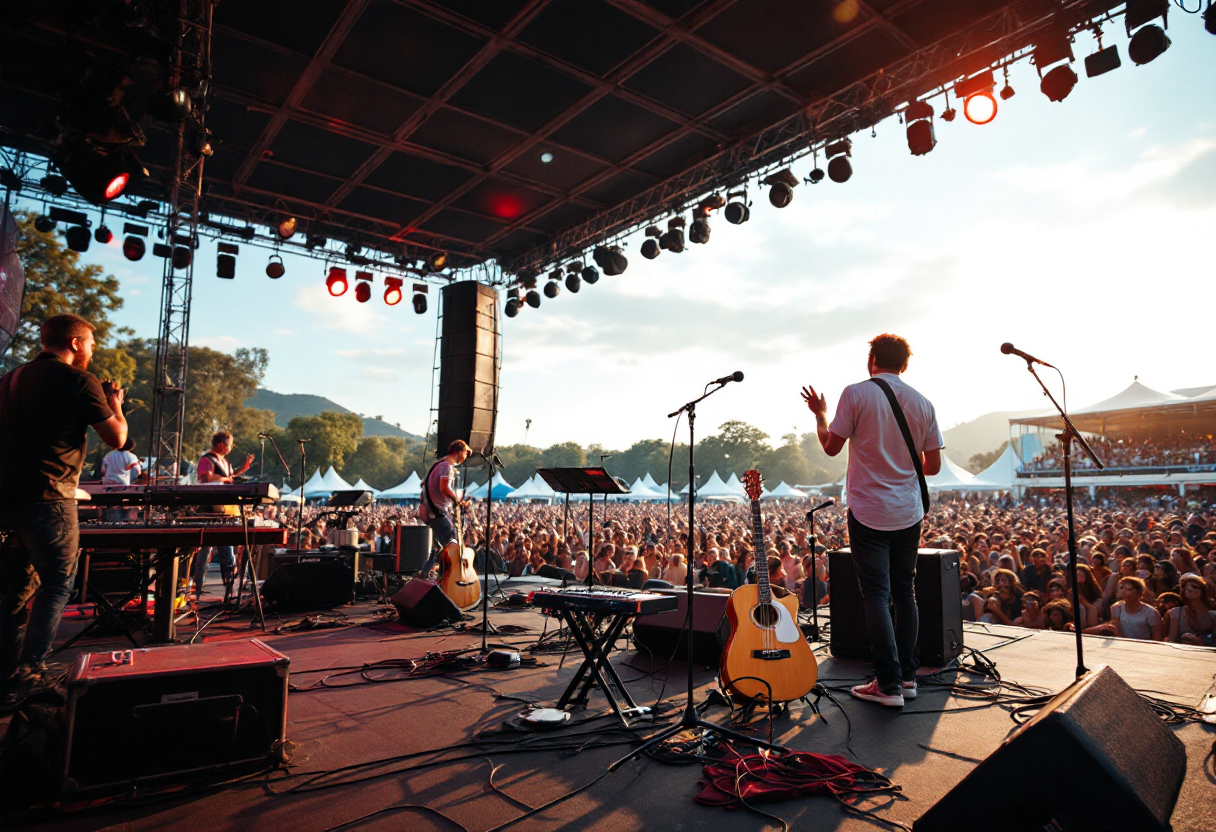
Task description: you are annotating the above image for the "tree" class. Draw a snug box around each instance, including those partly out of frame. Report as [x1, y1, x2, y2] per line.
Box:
[970, 441, 1009, 474]
[698, 421, 771, 479]
[287, 411, 363, 472]
[759, 436, 812, 487]
[341, 435, 414, 490]
[3, 211, 133, 382]
[494, 444, 544, 487]
[542, 441, 586, 469]
[800, 431, 847, 485]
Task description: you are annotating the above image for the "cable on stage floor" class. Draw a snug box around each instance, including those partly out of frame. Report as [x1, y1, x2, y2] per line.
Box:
[287, 649, 544, 691]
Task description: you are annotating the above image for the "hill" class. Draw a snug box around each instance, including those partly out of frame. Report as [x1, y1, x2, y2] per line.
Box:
[942, 410, 1037, 469]
[246, 389, 424, 441]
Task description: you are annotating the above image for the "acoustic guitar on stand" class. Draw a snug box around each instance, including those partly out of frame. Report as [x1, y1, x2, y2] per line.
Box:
[439, 500, 482, 610]
[719, 469, 818, 702]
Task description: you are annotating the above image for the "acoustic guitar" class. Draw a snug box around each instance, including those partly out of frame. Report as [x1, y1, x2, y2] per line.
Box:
[439, 501, 482, 610]
[719, 469, 818, 702]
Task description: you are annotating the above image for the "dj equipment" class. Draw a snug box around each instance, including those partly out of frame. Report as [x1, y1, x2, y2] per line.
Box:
[394, 524, 432, 573]
[391, 578, 463, 627]
[529, 588, 678, 616]
[828, 548, 963, 666]
[62, 640, 289, 796]
[915, 666, 1185, 832]
[631, 588, 731, 664]
[78, 482, 280, 506]
[437, 281, 500, 456]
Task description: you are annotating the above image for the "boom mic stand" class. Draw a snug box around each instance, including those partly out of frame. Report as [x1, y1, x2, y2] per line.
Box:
[610, 381, 783, 772]
[803, 499, 834, 642]
[1017, 357, 1103, 679]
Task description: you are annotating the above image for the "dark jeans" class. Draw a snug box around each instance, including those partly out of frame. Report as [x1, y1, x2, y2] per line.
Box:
[422, 514, 456, 575]
[192, 546, 236, 593]
[847, 510, 921, 693]
[0, 501, 80, 677]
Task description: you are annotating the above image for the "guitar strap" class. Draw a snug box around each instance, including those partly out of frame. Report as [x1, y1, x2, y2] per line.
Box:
[868, 377, 930, 515]
[422, 460, 446, 520]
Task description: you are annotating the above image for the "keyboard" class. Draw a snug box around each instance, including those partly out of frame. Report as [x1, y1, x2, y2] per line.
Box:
[78, 524, 289, 549]
[529, 588, 677, 616]
[78, 482, 280, 507]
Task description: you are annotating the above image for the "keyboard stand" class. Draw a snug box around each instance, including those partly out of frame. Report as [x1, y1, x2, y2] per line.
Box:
[554, 608, 649, 726]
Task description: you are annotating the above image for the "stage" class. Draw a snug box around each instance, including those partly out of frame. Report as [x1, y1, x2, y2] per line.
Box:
[5, 574, 1216, 831]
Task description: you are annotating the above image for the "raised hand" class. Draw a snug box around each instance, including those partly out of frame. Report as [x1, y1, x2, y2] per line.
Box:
[801, 385, 827, 417]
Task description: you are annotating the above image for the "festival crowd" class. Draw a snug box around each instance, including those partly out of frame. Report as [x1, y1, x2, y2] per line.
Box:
[1022, 432, 1216, 472]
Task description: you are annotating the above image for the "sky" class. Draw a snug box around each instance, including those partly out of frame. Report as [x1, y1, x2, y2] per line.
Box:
[23, 16, 1216, 458]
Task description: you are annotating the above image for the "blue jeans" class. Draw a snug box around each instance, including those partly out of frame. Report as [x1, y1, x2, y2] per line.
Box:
[0, 501, 81, 676]
[192, 546, 235, 592]
[422, 514, 456, 575]
[847, 511, 921, 693]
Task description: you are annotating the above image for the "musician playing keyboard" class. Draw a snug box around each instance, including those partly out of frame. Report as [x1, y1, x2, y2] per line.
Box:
[190, 430, 253, 603]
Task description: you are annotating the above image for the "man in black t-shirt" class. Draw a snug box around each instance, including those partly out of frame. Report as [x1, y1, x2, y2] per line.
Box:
[0, 314, 128, 709]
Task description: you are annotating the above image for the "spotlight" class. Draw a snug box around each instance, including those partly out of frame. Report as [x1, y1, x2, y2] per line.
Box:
[1128, 24, 1171, 65]
[592, 245, 627, 276]
[306, 234, 327, 250]
[194, 129, 214, 157]
[724, 189, 750, 224]
[40, 175, 68, 197]
[94, 225, 112, 244]
[411, 283, 428, 314]
[581, 265, 599, 284]
[354, 271, 372, 303]
[659, 217, 685, 253]
[65, 225, 91, 252]
[34, 215, 56, 233]
[164, 87, 193, 121]
[217, 242, 238, 279]
[55, 144, 145, 204]
[1085, 45, 1122, 77]
[565, 272, 580, 293]
[1040, 64, 1078, 102]
[1000, 83, 1016, 100]
[826, 139, 852, 183]
[172, 246, 193, 270]
[963, 91, 997, 125]
[640, 238, 660, 259]
[505, 299, 519, 317]
[428, 250, 448, 271]
[688, 216, 710, 244]
[526, 290, 541, 308]
[566, 261, 583, 274]
[543, 279, 560, 299]
[326, 267, 349, 296]
[540, 152, 554, 163]
[764, 169, 798, 207]
[1206, 3, 1216, 35]
[122, 222, 148, 261]
[153, 243, 173, 259]
[807, 167, 826, 183]
[277, 217, 298, 240]
[941, 107, 956, 122]
[548, 268, 562, 283]
[904, 100, 936, 156]
[695, 194, 725, 217]
[384, 276, 403, 305]
[266, 255, 285, 279]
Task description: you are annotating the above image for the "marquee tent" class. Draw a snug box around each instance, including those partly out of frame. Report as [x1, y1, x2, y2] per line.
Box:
[378, 471, 422, 500]
[691, 471, 743, 502]
[971, 444, 1021, 491]
[765, 481, 808, 500]
[724, 473, 747, 499]
[926, 455, 978, 491]
[321, 466, 354, 492]
[507, 475, 557, 502]
[301, 468, 331, 499]
[351, 478, 379, 497]
[467, 472, 515, 500]
[641, 473, 662, 491]
[622, 477, 665, 501]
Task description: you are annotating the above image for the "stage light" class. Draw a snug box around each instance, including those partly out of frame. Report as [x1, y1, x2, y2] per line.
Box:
[428, 250, 448, 271]
[941, 107, 956, 122]
[1085, 45, 1122, 77]
[526, 290, 541, 308]
[807, 167, 825, 184]
[1040, 64, 1078, 102]
[543, 279, 560, 299]
[94, 225, 112, 244]
[660, 217, 685, 253]
[266, 255, 285, 279]
[904, 100, 936, 156]
[963, 91, 997, 125]
[689, 216, 710, 244]
[34, 215, 56, 233]
[0, 169, 20, 191]
[505, 299, 519, 317]
[724, 189, 750, 224]
[326, 267, 348, 296]
[55, 144, 145, 204]
[412, 282, 428, 314]
[764, 169, 798, 207]
[581, 265, 599, 284]
[565, 272, 580, 293]
[1128, 24, 1171, 65]
[540, 152, 554, 163]
[548, 268, 562, 283]
[354, 271, 372, 303]
[217, 243, 238, 279]
[277, 217, 298, 240]
[65, 225, 91, 252]
[825, 139, 853, 183]
[306, 234, 327, 250]
[40, 175, 67, 196]
[153, 243, 173, 259]
[165, 87, 192, 121]
[640, 239, 660, 259]
[383, 276, 403, 305]
[123, 236, 145, 260]
[195, 129, 214, 157]
[593, 245, 627, 276]
[1000, 83, 1016, 100]
[1206, 3, 1216, 35]
[172, 246, 192, 270]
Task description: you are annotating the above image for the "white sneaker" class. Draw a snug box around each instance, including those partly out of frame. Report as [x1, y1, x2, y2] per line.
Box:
[851, 679, 904, 708]
[903, 680, 917, 700]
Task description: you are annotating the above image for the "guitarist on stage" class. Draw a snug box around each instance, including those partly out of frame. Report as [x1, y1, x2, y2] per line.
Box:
[802, 334, 944, 708]
[418, 439, 471, 578]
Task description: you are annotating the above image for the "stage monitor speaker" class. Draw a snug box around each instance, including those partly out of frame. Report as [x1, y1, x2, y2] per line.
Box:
[394, 524, 432, 573]
[828, 548, 963, 667]
[631, 588, 731, 665]
[437, 281, 500, 456]
[914, 665, 1186, 832]
[392, 578, 462, 627]
[261, 560, 353, 611]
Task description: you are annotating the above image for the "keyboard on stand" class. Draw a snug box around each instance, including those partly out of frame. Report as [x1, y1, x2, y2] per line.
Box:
[529, 587, 677, 616]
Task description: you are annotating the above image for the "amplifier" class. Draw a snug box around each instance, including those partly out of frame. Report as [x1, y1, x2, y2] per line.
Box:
[828, 548, 963, 667]
[631, 588, 732, 665]
[394, 525, 432, 573]
[62, 640, 289, 795]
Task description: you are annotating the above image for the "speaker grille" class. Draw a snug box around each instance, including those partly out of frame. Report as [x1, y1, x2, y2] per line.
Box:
[437, 282, 500, 456]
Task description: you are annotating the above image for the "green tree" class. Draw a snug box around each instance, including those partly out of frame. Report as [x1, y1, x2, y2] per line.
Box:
[758, 434, 812, 487]
[698, 420, 771, 479]
[542, 441, 586, 469]
[287, 411, 363, 472]
[800, 431, 847, 485]
[341, 435, 414, 490]
[494, 444, 544, 487]
[3, 211, 133, 382]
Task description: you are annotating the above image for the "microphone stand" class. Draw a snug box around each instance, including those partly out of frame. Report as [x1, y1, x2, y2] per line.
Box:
[295, 439, 310, 551]
[610, 381, 783, 773]
[1019, 360, 1102, 679]
[261, 434, 299, 546]
[803, 505, 831, 642]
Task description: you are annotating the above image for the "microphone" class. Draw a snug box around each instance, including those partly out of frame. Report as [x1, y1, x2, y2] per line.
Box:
[1000, 342, 1055, 368]
[805, 499, 835, 521]
[711, 370, 744, 386]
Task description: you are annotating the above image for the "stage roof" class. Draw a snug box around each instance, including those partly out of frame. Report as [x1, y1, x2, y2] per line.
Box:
[1011, 381, 1216, 435]
[1, 0, 1123, 273]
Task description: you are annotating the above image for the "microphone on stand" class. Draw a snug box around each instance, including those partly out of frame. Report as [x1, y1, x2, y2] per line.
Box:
[1000, 342, 1055, 368]
[710, 371, 744, 386]
[805, 498, 835, 521]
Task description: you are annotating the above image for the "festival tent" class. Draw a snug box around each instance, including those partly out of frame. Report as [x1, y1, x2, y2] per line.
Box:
[351, 478, 379, 497]
[622, 477, 665, 501]
[694, 470, 743, 502]
[378, 471, 422, 500]
[321, 466, 354, 492]
[724, 472, 747, 499]
[641, 472, 661, 491]
[277, 483, 304, 503]
[926, 455, 978, 491]
[467, 472, 515, 500]
[507, 474, 557, 502]
[301, 468, 331, 499]
[970, 444, 1021, 491]
[765, 481, 808, 500]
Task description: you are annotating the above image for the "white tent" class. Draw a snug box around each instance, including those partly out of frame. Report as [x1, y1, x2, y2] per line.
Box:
[622, 477, 665, 501]
[351, 478, 379, 497]
[971, 444, 1021, 490]
[723, 472, 747, 498]
[322, 466, 354, 492]
[467, 471, 515, 500]
[378, 471, 422, 500]
[301, 468, 330, 499]
[694, 470, 743, 501]
[277, 483, 304, 503]
[765, 481, 808, 500]
[641, 472, 661, 491]
[926, 454, 978, 491]
[507, 474, 557, 501]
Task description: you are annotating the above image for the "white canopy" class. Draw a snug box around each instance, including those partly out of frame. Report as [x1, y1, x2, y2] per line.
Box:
[765, 481, 808, 499]
[378, 471, 422, 500]
[508, 474, 557, 500]
[971, 444, 1021, 490]
[467, 472, 515, 500]
[301, 468, 330, 498]
[926, 454, 978, 491]
[641, 472, 661, 490]
[693, 470, 743, 501]
[723, 472, 747, 498]
[351, 478, 379, 497]
[277, 483, 304, 503]
[322, 466, 354, 492]
[622, 477, 666, 500]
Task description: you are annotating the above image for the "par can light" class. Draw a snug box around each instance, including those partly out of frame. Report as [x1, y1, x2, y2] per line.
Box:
[1040, 64, 1078, 102]
[963, 91, 997, 125]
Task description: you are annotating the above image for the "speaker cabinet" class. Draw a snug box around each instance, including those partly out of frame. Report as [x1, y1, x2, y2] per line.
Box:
[631, 588, 732, 665]
[394, 524, 432, 573]
[828, 548, 963, 666]
[261, 559, 354, 610]
[437, 281, 500, 456]
[915, 666, 1186, 831]
[391, 578, 462, 627]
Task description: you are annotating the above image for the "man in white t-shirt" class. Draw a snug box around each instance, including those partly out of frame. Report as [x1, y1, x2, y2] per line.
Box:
[803, 334, 944, 708]
[101, 440, 141, 484]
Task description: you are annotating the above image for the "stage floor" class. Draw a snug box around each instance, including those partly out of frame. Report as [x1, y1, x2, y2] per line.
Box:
[6, 575, 1216, 831]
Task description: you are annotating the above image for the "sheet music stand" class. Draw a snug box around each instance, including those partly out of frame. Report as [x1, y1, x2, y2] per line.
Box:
[536, 467, 628, 587]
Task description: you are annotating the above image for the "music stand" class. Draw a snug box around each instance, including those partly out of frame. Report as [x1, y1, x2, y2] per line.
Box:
[536, 468, 628, 587]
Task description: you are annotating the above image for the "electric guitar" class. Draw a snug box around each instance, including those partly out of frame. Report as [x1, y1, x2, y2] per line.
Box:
[719, 469, 818, 702]
[439, 501, 482, 610]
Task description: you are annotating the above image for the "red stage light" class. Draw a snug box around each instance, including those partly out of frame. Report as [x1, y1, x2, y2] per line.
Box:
[122, 236, 145, 261]
[486, 193, 525, 220]
[963, 91, 997, 125]
[104, 173, 129, 201]
[383, 276, 403, 306]
[326, 267, 348, 296]
[355, 281, 371, 303]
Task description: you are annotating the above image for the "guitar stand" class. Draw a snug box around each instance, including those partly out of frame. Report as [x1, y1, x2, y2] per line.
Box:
[555, 608, 650, 726]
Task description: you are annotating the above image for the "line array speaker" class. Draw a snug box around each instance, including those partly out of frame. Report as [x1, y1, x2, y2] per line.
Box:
[437, 281, 500, 457]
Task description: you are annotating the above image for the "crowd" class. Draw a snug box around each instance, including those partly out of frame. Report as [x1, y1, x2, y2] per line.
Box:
[268, 491, 1216, 647]
[1022, 431, 1216, 472]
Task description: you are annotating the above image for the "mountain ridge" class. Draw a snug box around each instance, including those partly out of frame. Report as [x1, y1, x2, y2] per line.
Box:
[246, 389, 424, 441]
